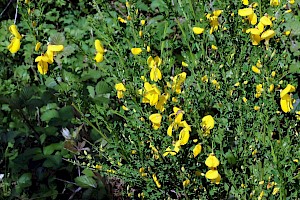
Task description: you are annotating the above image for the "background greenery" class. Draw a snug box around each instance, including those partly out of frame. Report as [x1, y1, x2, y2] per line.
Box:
[0, 0, 299, 199]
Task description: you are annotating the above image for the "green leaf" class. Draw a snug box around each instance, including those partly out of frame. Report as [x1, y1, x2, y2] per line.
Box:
[17, 173, 32, 188]
[290, 62, 300, 74]
[43, 142, 62, 155]
[81, 69, 103, 82]
[87, 86, 95, 98]
[58, 106, 74, 121]
[43, 155, 62, 168]
[41, 109, 59, 122]
[45, 77, 58, 88]
[75, 175, 97, 188]
[95, 81, 111, 94]
[82, 168, 94, 177]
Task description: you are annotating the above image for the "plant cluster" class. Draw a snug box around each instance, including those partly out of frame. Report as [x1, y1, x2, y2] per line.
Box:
[1, 0, 299, 199]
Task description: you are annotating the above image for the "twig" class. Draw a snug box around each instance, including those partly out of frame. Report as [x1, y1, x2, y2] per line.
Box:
[14, 0, 18, 24]
[0, 0, 13, 17]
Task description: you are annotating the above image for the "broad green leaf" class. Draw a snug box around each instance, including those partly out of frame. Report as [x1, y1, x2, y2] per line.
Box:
[41, 109, 59, 122]
[43, 142, 62, 155]
[17, 173, 32, 188]
[75, 175, 97, 188]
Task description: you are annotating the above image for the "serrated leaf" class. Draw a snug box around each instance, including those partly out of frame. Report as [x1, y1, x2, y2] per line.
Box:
[75, 175, 97, 188]
[49, 32, 65, 45]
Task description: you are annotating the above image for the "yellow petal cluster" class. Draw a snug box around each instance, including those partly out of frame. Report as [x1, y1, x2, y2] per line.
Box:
[205, 154, 221, 184]
[206, 10, 223, 34]
[152, 174, 161, 188]
[94, 39, 105, 63]
[35, 44, 64, 75]
[115, 83, 126, 99]
[131, 48, 142, 55]
[280, 84, 296, 113]
[201, 115, 215, 135]
[147, 56, 162, 82]
[171, 72, 187, 94]
[149, 113, 162, 130]
[7, 25, 22, 54]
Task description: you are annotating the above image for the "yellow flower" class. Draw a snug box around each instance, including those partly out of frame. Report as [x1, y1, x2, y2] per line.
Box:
[238, 7, 257, 25]
[35, 42, 42, 51]
[152, 174, 161, 188]
[280, 84, 296, 98]
[95, 39, 104, 53]
[171, 72, 187, 94]
[118, 17, 127, 23]
[37, 59, 49, 75]
[142, 82, 161, 106]
[149, 113, 162, 130]
[115, 83, 126, 99]
[94, 40, 104, 63]
[255, 84, 263, 98]
[207, 10, 223, 34]
[122, 105, 129, 111]
[179, 128, 190, 145]
[141, 20, 146, 26]
[150, 67, 162, 82]
[8, 37, 21, 54]
[192, 27, 204, 35]
[284, 30, 291, 36]
[139, 30, 143, 37]
[211, 173, 221, 184]
[260, 16, 272, 26]
[280, 93, 294, 113]
[242, 0, 249, 5]
[272, 187, 280, 195]
[9, 24, 22, 39]
[201, 115, 215, 130]
[242, 97, 248, 103]
[238, 8, 253, 16]
[47, 44, 64, 52]
[254, 105, 260, 111]
[205, 153, 220, 168]
[182, 61, 188, 67]
[7, 25, 22, 53]
[271, 71, 276, 77]
[147, 46, 151, 52]
[212, 45, 218, 50]
[147, 56, 163, 82]
[193, 143, 202, 158]
[289, 0, 295, 4]
[155, 93, 169, 112]
[35, 54, 52, 75]
[270, 0, 280, 6]
[131, 48, 142, 55]
[205, 168, 219, 180]
[269, 84, 274, 92]
[261, 30, 275, 41]
[201, 75, 208, 83]
[183, 179, 190, 187]
[252, 66, 261, 74]
[95, 53, 104, 63]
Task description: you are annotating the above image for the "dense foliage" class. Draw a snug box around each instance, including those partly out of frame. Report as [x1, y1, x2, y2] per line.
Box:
[1, 0, 299, 199]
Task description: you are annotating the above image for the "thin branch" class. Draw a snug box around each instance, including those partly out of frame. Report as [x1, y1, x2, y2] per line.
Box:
[0, 0, 13, 17]
[14, 0, 18, 24]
